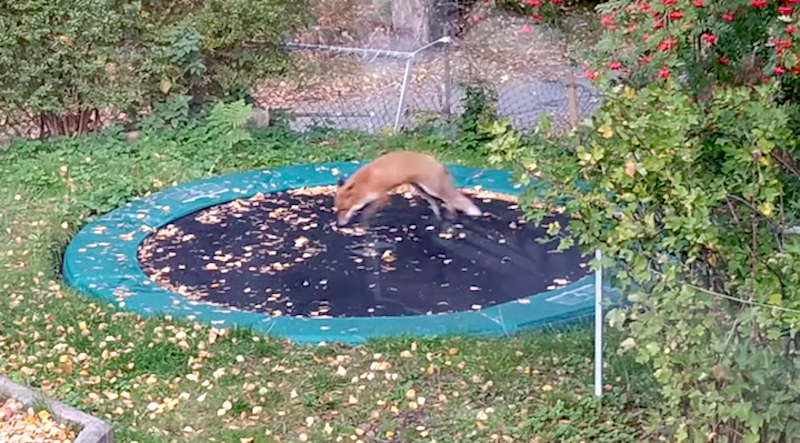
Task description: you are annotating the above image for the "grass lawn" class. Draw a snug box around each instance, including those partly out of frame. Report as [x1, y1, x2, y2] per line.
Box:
[0, 122, 660, 442]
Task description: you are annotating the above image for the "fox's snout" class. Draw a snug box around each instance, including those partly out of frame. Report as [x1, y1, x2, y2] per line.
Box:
[335, 208, 351, 226]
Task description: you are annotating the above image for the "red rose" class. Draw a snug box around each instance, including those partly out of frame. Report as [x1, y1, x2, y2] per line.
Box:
[526, 0, 544, 6]
[584, 69, 600, 80]
[533, 13, 543, 23]
[609, 61, 622, 70]
[662, 0, 676, 4]
[718, 56, 730, 65]
[750, 0, 768, 8]
[722, 11, 735, 21]
[659, 67, 671, 78]
[637, 3, 651, 10]
[774, 66, 787, 74]
[658, 38, 678, 51]
[788, 25, 797, 33]
[643, 34, 651, 42]
[521, 24, 533, 33]
[669, 10, 684, 18]
[701, 33, 718, 44]
[779, 5, 793, 13]
[601, 14, 615, 26]
[693, 0, 704, 6]
[774, 38, 793, 53]
[654, 20, 664, 28]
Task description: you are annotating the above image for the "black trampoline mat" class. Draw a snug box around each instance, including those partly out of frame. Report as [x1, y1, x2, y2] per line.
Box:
[138, 186, 590, 318]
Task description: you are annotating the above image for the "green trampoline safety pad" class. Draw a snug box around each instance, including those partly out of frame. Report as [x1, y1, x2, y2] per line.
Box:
[62, 161, 597, 345]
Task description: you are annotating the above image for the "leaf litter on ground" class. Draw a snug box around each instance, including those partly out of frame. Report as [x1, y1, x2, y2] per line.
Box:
[0, 128, 661, 443]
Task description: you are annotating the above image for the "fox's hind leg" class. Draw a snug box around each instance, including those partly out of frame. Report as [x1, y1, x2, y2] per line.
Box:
[411, 182, 457, 232]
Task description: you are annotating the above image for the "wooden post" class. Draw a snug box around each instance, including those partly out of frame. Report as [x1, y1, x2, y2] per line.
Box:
[566, 69, 579, 130]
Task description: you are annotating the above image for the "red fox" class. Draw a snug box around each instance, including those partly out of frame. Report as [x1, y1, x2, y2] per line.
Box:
[333, 151, 483, 226]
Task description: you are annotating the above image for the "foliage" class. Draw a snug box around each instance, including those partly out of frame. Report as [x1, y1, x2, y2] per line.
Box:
[0, 119, 658, 442]
[0, 0, 312, 138]
[582, 0, 800, 96]
[468, 0, 800, 439]
[454, 80, 501, 153]
[482, 78, 800, 442]
[147, 0, 313, 105]
[136, 95, 196, 134]
[0, 0, 147, 136]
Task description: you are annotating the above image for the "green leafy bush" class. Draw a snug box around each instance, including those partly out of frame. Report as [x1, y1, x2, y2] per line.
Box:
[482, 79, 800, 442]
[0, 0, 312, 139]
[148, 0, 313, 104]
[0, 0, 147, 136]
[472, 1, 800, 439]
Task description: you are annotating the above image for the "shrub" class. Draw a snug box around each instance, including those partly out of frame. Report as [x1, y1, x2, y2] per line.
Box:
[0, 0, 312, 139]
[144, 0, 313, 106]
[536, 7, 800, 439]
[582, 0, 800, 96]
[482, 78, 800, 442]
[0, 0, 148, 137]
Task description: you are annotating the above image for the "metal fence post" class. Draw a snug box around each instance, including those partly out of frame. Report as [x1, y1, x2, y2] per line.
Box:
[394, 57, 415, 132]
[594, 249, 604, 398]
[443, 38, 452, 118]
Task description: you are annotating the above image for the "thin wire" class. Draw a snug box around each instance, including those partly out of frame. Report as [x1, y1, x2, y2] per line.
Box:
[651, 271, 800, 315]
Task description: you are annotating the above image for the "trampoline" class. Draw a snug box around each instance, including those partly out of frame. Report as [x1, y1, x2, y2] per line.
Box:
[62, 161, 598, 345]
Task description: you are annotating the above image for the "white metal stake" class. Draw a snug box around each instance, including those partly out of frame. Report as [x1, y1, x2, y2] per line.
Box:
[392, 36, 451, 132]
[594, 248, 603, 398]
[393, 58, 415, 132]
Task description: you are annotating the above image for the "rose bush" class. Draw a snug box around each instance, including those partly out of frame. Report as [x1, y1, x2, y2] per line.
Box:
[583, 0, 800, 98]
[470, 0, 800, 441]
[480, 78, 800, 442]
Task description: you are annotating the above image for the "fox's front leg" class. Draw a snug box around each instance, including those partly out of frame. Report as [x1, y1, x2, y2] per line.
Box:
[359, 194, 389, 228]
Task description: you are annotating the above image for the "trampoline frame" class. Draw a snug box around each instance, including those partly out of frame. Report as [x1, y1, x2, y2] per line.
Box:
[62, 161, 600, 345]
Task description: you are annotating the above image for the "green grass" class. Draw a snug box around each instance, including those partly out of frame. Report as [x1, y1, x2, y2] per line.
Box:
[0, 122, 660, 442]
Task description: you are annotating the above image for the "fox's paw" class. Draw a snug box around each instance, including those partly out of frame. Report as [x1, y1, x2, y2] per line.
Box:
[464, 205, 482, 217]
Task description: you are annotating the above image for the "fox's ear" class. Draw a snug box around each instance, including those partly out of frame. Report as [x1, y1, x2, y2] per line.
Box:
[336, 178, 345, 187]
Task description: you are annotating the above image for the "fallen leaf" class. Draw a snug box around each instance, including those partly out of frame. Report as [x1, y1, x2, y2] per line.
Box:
[619, 337, 636, 352]
[625, 160, 636, 177]
[598, 124, 614, 139]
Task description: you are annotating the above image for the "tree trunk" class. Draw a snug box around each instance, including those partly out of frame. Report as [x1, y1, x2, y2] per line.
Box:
[428, 0, 458, 42]
[392, 0, 431, 46]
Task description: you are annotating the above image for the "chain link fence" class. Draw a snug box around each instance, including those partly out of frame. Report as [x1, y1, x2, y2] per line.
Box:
[255, 35, 603, 135]
[0, 6, 603, 141]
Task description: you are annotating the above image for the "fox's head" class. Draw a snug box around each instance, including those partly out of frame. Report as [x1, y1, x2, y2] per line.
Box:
[333, 177, 358, 226]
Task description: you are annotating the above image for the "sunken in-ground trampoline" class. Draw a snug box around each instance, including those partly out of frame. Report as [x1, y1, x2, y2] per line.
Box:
[63, 162, 597, 344]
